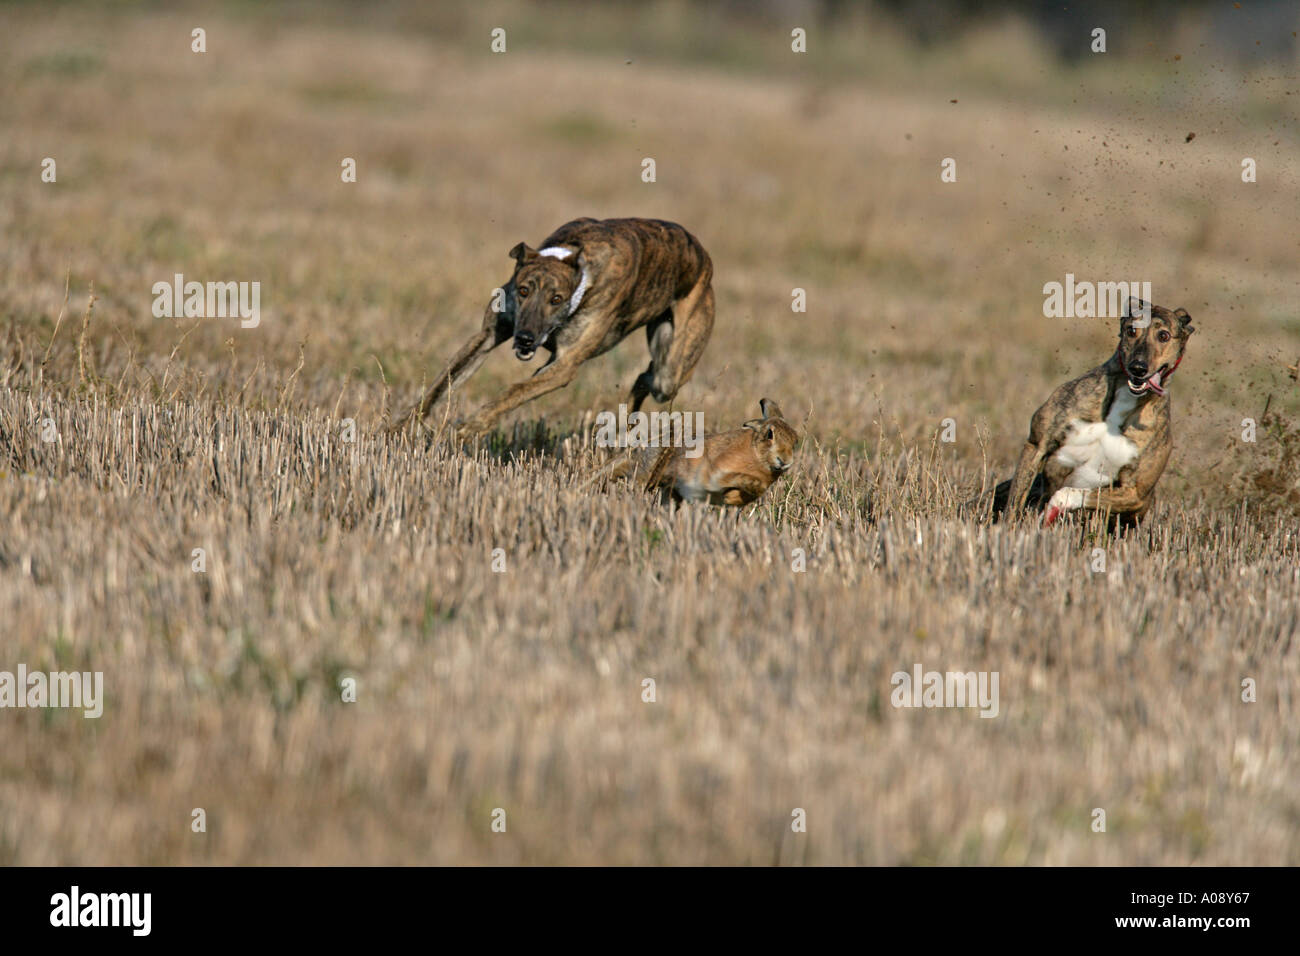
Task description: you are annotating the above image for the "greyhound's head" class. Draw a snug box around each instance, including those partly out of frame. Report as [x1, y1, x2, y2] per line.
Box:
[742, 398, 800, 475]
[1118, 297, 1194, 397]
[507, 243, 589, 361]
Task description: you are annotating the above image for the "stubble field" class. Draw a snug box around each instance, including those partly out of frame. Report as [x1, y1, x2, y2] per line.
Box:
[1, 3, 1297, 864]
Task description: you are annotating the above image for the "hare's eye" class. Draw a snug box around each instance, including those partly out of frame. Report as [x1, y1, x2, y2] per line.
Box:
[518, 286, 529, 298]
[766, 427, 774, 440]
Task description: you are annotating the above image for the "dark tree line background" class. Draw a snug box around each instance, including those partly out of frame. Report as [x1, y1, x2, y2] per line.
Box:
[725, 0, 1298, 61]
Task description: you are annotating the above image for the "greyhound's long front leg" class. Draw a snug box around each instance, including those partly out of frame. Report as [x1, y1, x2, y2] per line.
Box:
[415, 328, 490, 417]
[1045, 440, 1166, 525]
[392, 305, 511, 430]
[1090, 485, 1146, 514]
[1076, 485, 1148, 517]
[459, 335, 604, 435]
[1043, 485, 1144, 526]
[1006, 441, 1046, 515]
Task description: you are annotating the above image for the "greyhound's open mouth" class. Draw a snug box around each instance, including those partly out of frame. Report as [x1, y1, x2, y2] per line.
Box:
[515, 328, 558, 362]
[1128, 365, 1169, 397]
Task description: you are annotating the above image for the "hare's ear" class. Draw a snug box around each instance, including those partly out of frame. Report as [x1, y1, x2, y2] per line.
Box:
[759, 398, 784, 420]
[742, 418, 765, 433]
[1174, 307, 1194, 335]
[509, 242, 537, 264]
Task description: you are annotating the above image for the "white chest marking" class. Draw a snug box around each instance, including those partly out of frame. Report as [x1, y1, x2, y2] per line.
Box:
[1051, 388, 1140, 489]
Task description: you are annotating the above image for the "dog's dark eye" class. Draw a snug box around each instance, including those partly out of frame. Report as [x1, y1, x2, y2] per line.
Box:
[1127, 327, 1139, 337]
[550, 294, 563, 306]
[1157, 330, 1171, 342]
[518, 286, 529, 298]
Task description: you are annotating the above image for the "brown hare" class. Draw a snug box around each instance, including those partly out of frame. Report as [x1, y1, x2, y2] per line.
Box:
[585, 398, 799, 507]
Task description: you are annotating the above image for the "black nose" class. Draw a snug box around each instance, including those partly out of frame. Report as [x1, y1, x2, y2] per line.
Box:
[514, 331, 534, 350]
[1127, 359, 1148, 379]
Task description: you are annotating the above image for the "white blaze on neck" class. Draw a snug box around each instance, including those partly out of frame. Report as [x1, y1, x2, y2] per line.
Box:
[1051, 387, 1141, 489]
[538, 247, 574, 260]
[568, 266, 590, 316]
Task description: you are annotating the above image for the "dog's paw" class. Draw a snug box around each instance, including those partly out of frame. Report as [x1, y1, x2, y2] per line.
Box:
[1043, 488, 1085, 526]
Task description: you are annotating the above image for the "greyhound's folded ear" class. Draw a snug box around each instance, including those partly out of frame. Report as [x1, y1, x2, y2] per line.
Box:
[1174, 307, 1194, 335]
[1124, 296, 1153, 324]
[509, 242, 538, 264]
[759, 398, 784, 420]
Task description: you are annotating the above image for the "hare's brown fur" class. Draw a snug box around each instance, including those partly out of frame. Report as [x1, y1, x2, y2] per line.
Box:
[589, 398, 798, 507]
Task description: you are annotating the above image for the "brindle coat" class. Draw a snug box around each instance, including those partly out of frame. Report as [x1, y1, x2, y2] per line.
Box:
[993, 298, 1194, 526]
[394, 217, 714, 435]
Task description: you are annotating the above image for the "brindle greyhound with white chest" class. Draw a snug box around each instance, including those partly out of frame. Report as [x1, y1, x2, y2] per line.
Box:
[393, 217, 714, 435]
[993, 297, 1194, 527]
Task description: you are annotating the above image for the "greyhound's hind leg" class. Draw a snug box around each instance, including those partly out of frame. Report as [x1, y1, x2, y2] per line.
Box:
[628, 274, 714, 413]
[630, 310, 674, 413]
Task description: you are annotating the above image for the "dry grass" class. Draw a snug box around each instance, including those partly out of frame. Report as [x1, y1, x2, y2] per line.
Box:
[1, 3, 1298, 864]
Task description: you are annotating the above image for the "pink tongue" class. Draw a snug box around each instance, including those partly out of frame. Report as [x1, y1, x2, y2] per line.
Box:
[1149, 370, 1163, 389]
